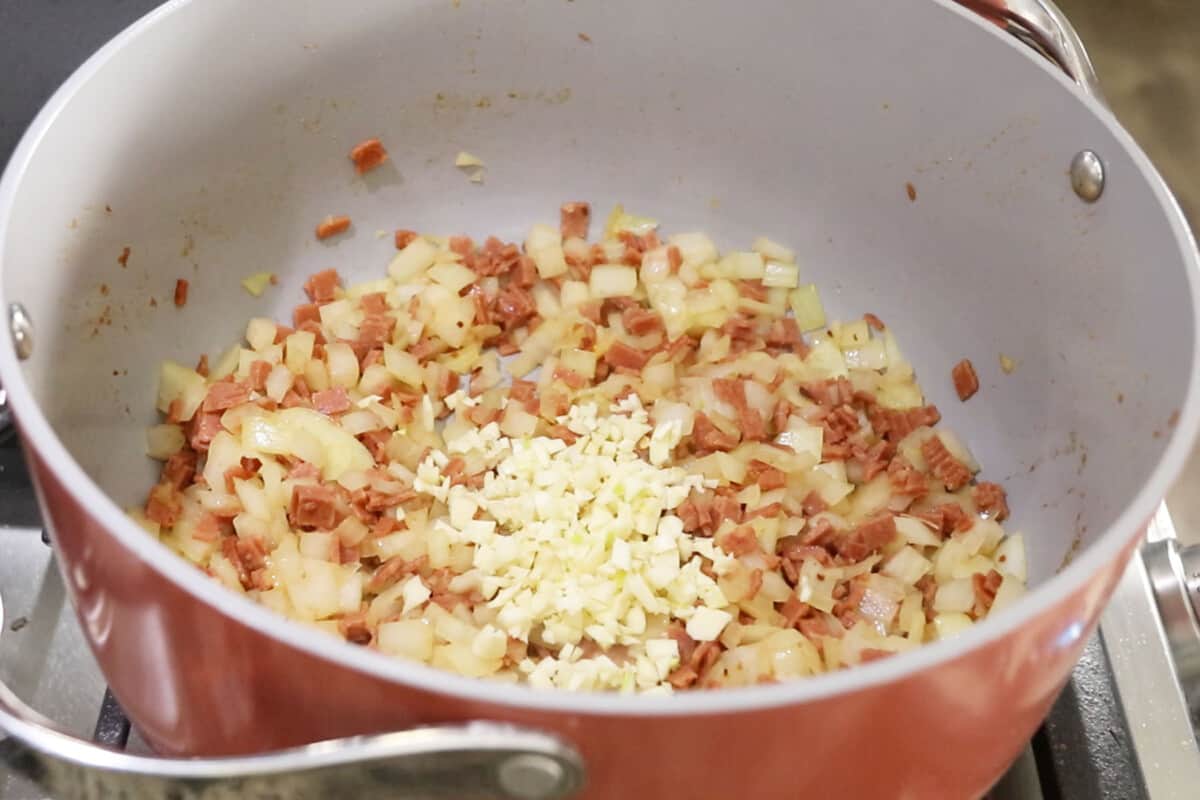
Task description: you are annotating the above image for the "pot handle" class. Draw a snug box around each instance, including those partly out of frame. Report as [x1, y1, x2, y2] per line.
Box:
[952, 0, 1104, 104]
[0, 679, 585, 800]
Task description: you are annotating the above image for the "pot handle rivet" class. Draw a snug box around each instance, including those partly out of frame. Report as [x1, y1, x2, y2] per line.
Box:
[8, 303, 32, 361]
[499, 753, 569, 800]
[1070, 149, 1105, 203]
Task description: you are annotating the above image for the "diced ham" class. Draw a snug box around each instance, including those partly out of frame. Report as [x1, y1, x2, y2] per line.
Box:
[248, 360, 272, 392]
[717, 524, 759, 557]
[820, 405, 860, 444]
[801, 377, 855, 408]
[202, 381, 250, 412]
[603, 341, 650, 371]
[869, 405, 942, 442]
[338, 612, 373, 645]
[915, 502, 974, 536]
[289, 484, 339, 530]
[887, 456, 928, 497]
[144, 483, 181, 526]
[357, 313, 396, 349]
[973, 481, 1009, 521]
[349, 137, 388, 174]
[162, 450, 197, 490]
[360, 292, 388, 315]
[622, 306, 663, 335]
[836, 513, 897, 562]
[366, 555, 426, 593]
[493, 286, 536, 329]
[315, 215, 351, 240]
[173, 279, 189, 308]
[690, 412, 740, 454]
[737, 280, 767, 302]
[303, 268, 341, 304]
[952, 358, 980, 402]
[921, 435, 972, 491]
[394, 229, 419, 250]
[293, 303, 321, 327]
[712, 378, 767, 441]
[560, 202, 591, 239]
[801, 491, 828, 516]
[972, 569, 1004, 616]
[312, 387, 352, 415]
[188, 412, 223, 452]
[473, 237, 522, 277]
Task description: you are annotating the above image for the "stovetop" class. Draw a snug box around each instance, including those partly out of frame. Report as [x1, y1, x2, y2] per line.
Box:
[1, 3, 1199, 799]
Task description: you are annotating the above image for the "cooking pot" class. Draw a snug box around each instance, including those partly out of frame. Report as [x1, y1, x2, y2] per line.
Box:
[0, 1, 1197, 798]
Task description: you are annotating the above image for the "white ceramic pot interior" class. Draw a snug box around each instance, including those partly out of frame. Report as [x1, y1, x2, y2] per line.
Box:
[1, 0, 1195, 621]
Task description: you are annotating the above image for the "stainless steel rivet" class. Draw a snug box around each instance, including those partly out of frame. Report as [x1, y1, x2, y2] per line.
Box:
[1070, 149, 1105, 203]
[497, 753, 566, 800]
[8, 303, 32, 360]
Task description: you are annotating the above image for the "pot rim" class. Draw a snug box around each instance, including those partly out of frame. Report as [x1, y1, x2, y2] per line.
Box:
[1, 0, 1198, 718]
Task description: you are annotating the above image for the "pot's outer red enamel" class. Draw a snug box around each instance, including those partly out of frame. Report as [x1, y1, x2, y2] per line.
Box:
[31, 443, 1142, 799]
[4, 1, 1200, 799]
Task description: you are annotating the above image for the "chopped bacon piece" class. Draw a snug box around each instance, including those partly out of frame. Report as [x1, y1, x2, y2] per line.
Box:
[223, 457, 262, 493]
[837, 513, 897, 562]
[293, 303, 321, 327]
[915, 502, 974, 537]
[863, 313, 885, 331]
[712, 378, 767, 441]
[289, 484, 339, 530]
[349, 137, 388, 174]
[667, 665, 700, 689]
[394, 229, 419, 250]
[887, 457, 928, 498]
[248, 360, 272, 392]
[869, 405, 941, 441]
[667, 245, 682, 272]
[952, 358, 980, 402]
[738, 280, 768, 302]
[621, 306, 663, 335]
[779, 596, 812, 628]
[972, 569, 1004, 616]
[173, 279, 189, 308]
[303, 269, 341, 304]
[717, 524, 759, 557]
[752, 462, 787, 491]
[853, 439, 893, 482]
[921, 435, 972, 491]
[312, 387, 352, 415]
[338, 613, 373, 645]
[144, 483, 181, 526]
[973, 481, 1009, 521]
[801, 377, 855, 408]
[195, 354, 210, 377]
[765, 318, 808, 355]
[360, 292, 388, 315]
[821, 405, 860, 443]
[802, 491, 828, 516]
[745, 502, 783, 521]
[162, 450, 197, 490]
[117, 246, 130, 267]
[192, 513, 221, 542]
[202, 381, 250, 412]
[493, 286, 536, 329]
[552, 366, 587, 390]
[188, 412, 223, 452]
[367, 555, 425, 593]
[560, 202, 591, 239]
[860, 648, 893, 663]
[448, 235, 474, 257]
[473, 237, 522, 277]
[746, 568, 764, 600]
[691, 412, 740, 454]
[357, 314, 396, 349]
[315, 215, 351, 240]
[603, 341, 650, 370]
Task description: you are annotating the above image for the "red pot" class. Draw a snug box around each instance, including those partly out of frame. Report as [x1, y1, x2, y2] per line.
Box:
[1, 1, 1197, 798]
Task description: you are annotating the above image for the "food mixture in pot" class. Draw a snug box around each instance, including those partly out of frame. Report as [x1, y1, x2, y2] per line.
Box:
[138, 201, 1026, 692]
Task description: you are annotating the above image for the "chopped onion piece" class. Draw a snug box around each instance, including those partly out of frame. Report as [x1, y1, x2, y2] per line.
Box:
[145, 424, 185, 460]
[789, 284, 826, 331]
[762, 261, 800, 288]
[241, 272, 275, 297]
[589, 264, 638, 298]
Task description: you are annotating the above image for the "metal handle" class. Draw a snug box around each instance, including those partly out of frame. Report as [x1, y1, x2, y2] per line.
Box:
[0, 681, 585, 800]
[953, 0, 1105, 104]
[1144, 533, 1200, 711]
[0, 586, 584, 800]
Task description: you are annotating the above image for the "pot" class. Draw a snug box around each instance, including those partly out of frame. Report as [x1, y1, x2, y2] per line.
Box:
[0, 1, 1197, 798]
